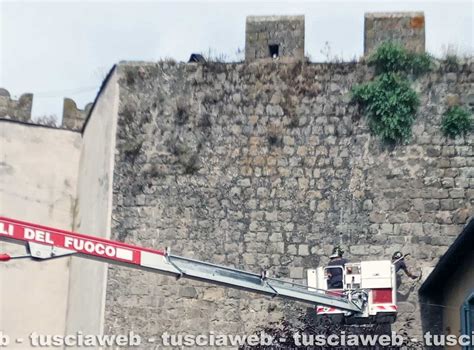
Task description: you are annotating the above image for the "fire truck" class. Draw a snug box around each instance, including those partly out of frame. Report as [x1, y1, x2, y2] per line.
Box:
[0, 216, 398, 324]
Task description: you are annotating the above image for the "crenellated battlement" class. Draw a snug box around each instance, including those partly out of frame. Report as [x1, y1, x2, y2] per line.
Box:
[245, 15, 305, 62]
[244, 12, 425, 62]
[0, 88, 33, 122]
[364, 12, 425, 55]
[0, 88, 92, 131]
[61, 98, 93, 131]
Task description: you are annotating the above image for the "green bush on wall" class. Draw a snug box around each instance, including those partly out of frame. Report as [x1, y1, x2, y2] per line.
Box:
[352, 73, 419, 144]
[441, 106, 473, 139]
[367, 42, 432, 76]
[352, 42, 432, 144]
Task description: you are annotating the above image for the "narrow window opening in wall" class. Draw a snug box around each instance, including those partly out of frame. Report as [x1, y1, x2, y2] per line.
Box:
[269, 44, 279, 58]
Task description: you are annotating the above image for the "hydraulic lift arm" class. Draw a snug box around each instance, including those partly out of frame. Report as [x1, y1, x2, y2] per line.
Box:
[0, 216, 363, 313]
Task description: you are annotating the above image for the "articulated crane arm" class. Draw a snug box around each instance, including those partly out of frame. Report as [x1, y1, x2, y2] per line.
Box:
[0, 216, 363, 314]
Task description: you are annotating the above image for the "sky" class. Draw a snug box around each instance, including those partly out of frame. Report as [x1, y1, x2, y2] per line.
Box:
[0, 0, 473, 120]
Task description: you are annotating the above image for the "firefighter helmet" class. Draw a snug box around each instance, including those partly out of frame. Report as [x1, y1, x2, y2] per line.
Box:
[330, 246, 344, 258]
[392, 251, 403, 260]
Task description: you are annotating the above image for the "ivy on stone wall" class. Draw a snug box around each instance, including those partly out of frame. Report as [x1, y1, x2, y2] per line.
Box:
[441, 106, 473, 139]
[352, 73, 419, 144]
[366, 42, 432, 76]
[352, 42, 432, 144]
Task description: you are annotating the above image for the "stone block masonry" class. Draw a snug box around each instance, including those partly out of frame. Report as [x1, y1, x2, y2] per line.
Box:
[364, 12, 425, 55]
[0, 88, 33, 122]
[0, 88, 92, 131]
[246, 15, 305, 62]
[62, 98, 93, 131]
[105, 59, 473, 346]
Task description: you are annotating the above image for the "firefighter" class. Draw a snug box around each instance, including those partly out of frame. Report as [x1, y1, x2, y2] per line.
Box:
[326, 246, 349, 289]
[392, 251, 419, 281]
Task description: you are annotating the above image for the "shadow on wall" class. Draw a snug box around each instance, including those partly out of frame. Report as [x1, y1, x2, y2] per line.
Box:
[419, 296, 444, 349]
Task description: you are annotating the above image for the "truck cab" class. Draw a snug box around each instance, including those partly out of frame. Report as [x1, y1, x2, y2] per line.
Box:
[307, 260, 397, 324]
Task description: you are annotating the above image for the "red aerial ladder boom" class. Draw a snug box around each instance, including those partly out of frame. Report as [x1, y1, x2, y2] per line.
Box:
[0, 216, 397, 323]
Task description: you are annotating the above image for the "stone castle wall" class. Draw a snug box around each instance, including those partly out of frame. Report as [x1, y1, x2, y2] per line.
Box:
[104, 59, 473, 345]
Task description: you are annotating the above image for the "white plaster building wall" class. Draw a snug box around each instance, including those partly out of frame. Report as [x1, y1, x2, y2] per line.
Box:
[65, 68, 120, 342]
[0, 122, 82, 348]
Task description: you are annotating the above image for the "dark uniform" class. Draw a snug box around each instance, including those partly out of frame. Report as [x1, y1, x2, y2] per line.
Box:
[327, 257, 348, 289]
[392, 251, 419, 290]
[394, 259, 408, 274]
